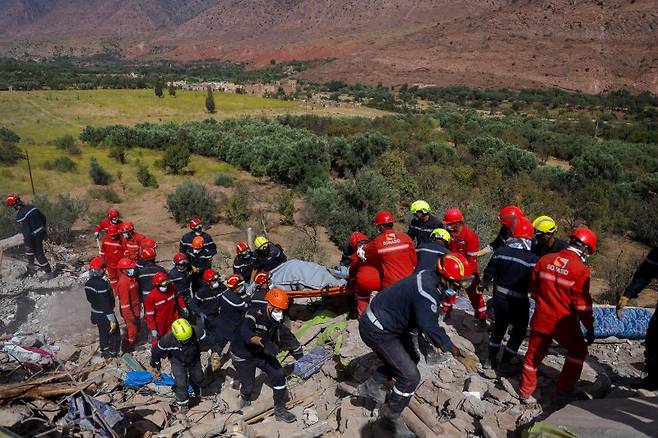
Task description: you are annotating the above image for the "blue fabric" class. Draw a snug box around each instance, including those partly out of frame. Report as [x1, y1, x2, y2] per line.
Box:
[65, 393, 125, 437]
[293, 346, 333, 379]
[124, 370, 176, 388]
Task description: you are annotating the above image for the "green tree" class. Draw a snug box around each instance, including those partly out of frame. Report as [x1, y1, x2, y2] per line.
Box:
[168, 83, 176, 96]
[166, 180, 217, 224]
[205, 86, 216, 113]
[162, 129, 191, 174]
[0, 126, 23, 165]
[136, 162, 158, 188]
[89, 156, 113, 185]
[154, 78, 164, 98]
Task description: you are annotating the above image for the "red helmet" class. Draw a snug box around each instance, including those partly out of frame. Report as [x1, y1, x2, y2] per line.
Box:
[5, 194, 20, 207]
[374, 211, 395, 226]
[253, 271, 269, 285]
[226, 274, 244, 289]
[349, 231, 369, 250]
[89, 256, 105, 271]
[117, 258, 136, 270]
[118, 222, 134, 233]
[107, 209, 120, 219]
[498, 205, 524, 228]
[140, 246, 156, 261]
[141, 238, 157, 250]
[173, 252, 188, 264]
[153, 272, 169, 287]
[188, 217, 203, 230]
[236, 241, 250, 255]
[510, 216, 534, 240]
[570, 227, 597, 254]
[202, 268, 220, 283]
[442, 208, 464, 225]
[107, 224, 121, 237]
[437, 253, 470, 281]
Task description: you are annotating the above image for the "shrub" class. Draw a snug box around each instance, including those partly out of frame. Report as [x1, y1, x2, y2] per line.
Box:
[162, 143, 190, 174]
[278, 189, 295, 225]
[0, 127, 20, 144]
[224, 190, 249, 227]
[136, 162, 158, 188]
[43, 156, 77, 173]
[214, 172, 234, 187]
[287, 225, 326, 264]
[166, 180, 216, 224]
[597, 250, 644, 304]
[89, 156, 113, 185]
[88, 188, 121, 203]
[87, 209, 107, 229]
[54, 135, 75, 150]
[109, 146, 127, 164]
[0, 126, 23, 165]
[33, 193, 87, 243]
[0, 207, 19, 239]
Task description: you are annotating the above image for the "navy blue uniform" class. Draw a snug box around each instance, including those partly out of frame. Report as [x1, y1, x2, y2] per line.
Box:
[84, 274, 119, 356]
[414, 242, 450, 272]
[359, 270, 453, 415]
[192, 284, 246, 352]
[179, 231, 217, 258]
[254, 244, 287, 272]
[168, 266, 192, 300]
[233, 253, 255, 283]
[16, 203, 51, 272]
[531, 238, 569, 258]
[407, 214, 442, 246]
[137, 261, 166, 300]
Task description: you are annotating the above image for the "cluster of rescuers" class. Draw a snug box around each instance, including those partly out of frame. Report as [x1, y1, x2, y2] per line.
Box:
[5, 194, 658, 435]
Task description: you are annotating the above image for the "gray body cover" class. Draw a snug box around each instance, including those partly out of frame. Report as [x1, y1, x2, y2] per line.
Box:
[269, 260, 347, 290]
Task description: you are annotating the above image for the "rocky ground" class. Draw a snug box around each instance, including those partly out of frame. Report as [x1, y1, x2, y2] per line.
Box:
[0, 245, 656, 438]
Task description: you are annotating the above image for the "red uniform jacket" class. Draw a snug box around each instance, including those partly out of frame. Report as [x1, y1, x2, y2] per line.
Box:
[529, 248, 593, 335]
[116, 273, 141, 319]
[100, 235, 124, 269]
[448, 224, 479, 274]
[94, 218, 123, 234]
[143, 284, 187, 336]
[363, 229, 417, 289]
[122, 232, 146, 260]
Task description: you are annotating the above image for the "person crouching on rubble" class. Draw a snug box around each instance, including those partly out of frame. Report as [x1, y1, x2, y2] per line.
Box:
[231, 288, 298, 423]
[150, 319, 207, 414]
[358, 253, 479, 438]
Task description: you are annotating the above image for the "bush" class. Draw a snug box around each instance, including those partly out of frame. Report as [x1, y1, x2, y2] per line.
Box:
[33, 193, 87, 243]
[136, 162, 158, 188]
[166, 180, 217, 224]
[43, 156, 77, 173]
[0, 127, 20, 144]
[0, 126, 23, 165]
[54, 135, 75, 150]
[162, 143, 190, 174]
[597, 250, 644, 304]
[287, 225, 326, 264]
[109, 146, 127, 164]
[89, 156, 113, 185]
[88, 188, 121, 203]
[278, 189, 295, 225]
[214, 172, 234, 187]
[0, 206, 19, 239]
[224, 190, 249, 227]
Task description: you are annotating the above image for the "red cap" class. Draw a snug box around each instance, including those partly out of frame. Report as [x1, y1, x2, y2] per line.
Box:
[117, 258, 136, 270]
[498, 205, 524, 228]
[107, 209, 120, 219]
[141, 238, 157, 250]
[510, 216, 534, 239]
[253, 271, 269, 285]
[226, 274, 244, 289]
[570, 227, 597, 254]
[173, 252, 188, 264]
[6, 194, 20, 207]
[118, 222, 134, 233]
[436, 253, 470, 281]
[140, 246, 156, 261]
[349, 231, 369, 249]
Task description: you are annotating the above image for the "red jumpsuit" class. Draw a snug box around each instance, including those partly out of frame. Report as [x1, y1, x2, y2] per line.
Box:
[122, 232, 146, 260]
[448, 224, 486, 319]
[363, 229, 417, 289]
[349, 253, 382, 317]
[100, 234, 123, 292]
[94, 218, 123, 235]
[519, 248, 593, 399]
[116, 272, 141, 347]
[144, 283, 187, 345]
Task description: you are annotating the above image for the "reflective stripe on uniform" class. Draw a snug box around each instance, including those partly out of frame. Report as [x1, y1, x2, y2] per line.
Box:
[392, 386, 414, 397]
[416, 248, 445, 254]
[16, 207, 38, 223]
[272, 385, 286, 390]
[495, 285, 527, 299]
[365, 307, 384, 331]
[492, 254, 536, 268]
[377, 243, 410, 254]
[416, 270, 438, 307]
[538, 271, 576, 287]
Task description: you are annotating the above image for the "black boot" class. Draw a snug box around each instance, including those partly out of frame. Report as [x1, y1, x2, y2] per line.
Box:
[239, 396, 251, 410]
[633, 374, 658, 391]
[274, 404, 296, 423]
[357, 376, 387, 404]
[498, 349, 520, 376]
[485, 345, 499, 370]
[375, 406, 416, 438]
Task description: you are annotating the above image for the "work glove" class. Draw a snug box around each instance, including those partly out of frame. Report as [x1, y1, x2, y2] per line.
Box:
[192, 266, 200, 273]
[263, 341, 279, 357]
[357, 246, 366, 262]
[616, 296, 629, 319]
[477, 282, 490, 294]
[94, 231, 100, 239]
[474, 245, 493, 257]
[109, 320, 118, 334]
[585, 328, 595, 346]
[452, 347, 479, 373]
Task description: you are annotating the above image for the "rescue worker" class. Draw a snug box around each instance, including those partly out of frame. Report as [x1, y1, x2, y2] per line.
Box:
[443, 208, 487, 327]
[231, 289, 297, 422]
[361, 211, 417, 289]
[169, 253, 192, 302]
[233, 242, 255, 284]
[475, 205, 524, 256]
[415, 228, 451, 272]
[249, 271, 271, 305]
[84, 257, 120, 358]
[531, 216, 568, 257]
[480, 217, 538, 374]
[150, 319, 207, 413]
[616, 247, 658, 390]
[144, 272, 189, 346]
[94, 209, 122, 239]
[99, 224, 123, 292]
[137, 246, 166, 301]
[185, 235, 213, 291]
[116, 257, 141, 352]
[357, 253, 479, 437]
[120, 222, 146, 260]
[408, 200, 442, 246]
[253, 236, 288, 272]
[179, 217, 217, 259]
[6, 194, 52, 277]
[136, 238, 158, 269]
[348, 231, 379, 317]
[519, 227, 597, 404]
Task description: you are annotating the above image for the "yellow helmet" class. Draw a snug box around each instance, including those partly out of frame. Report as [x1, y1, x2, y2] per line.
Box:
[254, 236, 269, 250]
[410, 200, 431, 214]
[430, 228, 451, 243]
[171, 318, 193, 342]
[532, 216, 557, 234]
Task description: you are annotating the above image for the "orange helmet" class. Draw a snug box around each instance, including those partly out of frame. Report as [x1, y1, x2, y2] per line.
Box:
[266, 288, 289, 310]
[140, 246, 156, 261]
[192, 236, 205, 250]
[436, 253, 470, 281]
[6, 194, 20, 207]
[226, 274, 244, 289]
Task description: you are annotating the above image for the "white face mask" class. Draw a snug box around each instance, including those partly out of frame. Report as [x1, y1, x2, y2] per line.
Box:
[211, 281, 220, 289]
[110, 218, 119, 224]
[123, 233, 131, 239]
[158, 285, 168, 292]
[271, 309, 284, 322]
[126, 269, 136, 277]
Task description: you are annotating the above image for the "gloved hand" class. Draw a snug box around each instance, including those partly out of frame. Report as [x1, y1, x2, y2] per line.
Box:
[94, 231, 100, 239]
[109, 320, 118, 334]
[477, 282, 490, 294]
[180, 307, 190, 318]
[151, 329, 159, 340]
[263, 341, 279, 357]
[616, 296, 629, 319]
[357, 246, 366, 262]
[474, 245, 493, 257]
[192, 266, 199, 273]
[585, 328, 595, 346]
[451, 346, 479, 373]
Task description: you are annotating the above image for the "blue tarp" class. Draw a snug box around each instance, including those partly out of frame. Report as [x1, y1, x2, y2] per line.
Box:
[123, 370, 175, 389]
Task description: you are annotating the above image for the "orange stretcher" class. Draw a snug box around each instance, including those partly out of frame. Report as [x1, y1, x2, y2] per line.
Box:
[284, 285, 352, 299]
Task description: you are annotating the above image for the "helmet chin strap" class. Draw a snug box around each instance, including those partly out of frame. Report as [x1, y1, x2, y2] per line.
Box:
[567, 245, 589, 262]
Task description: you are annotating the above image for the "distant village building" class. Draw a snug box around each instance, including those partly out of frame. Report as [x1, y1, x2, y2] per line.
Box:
[167, 79, 297, 97]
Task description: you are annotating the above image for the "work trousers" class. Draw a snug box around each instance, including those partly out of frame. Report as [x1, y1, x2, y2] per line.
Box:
[234, 354, 287, 405]
[519, 322, 588, 398]
[91, 313, 120, 356]
[359, 317, 420, 415]
[489, 292, 530, 360]
[646, 305, 657, 375]
[465, 274, 486, 320]
[106, 268, 119, 293]
[25, 232, 51, 272]
[120, 308, 140, 346]
[171, 359, 203, 405]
